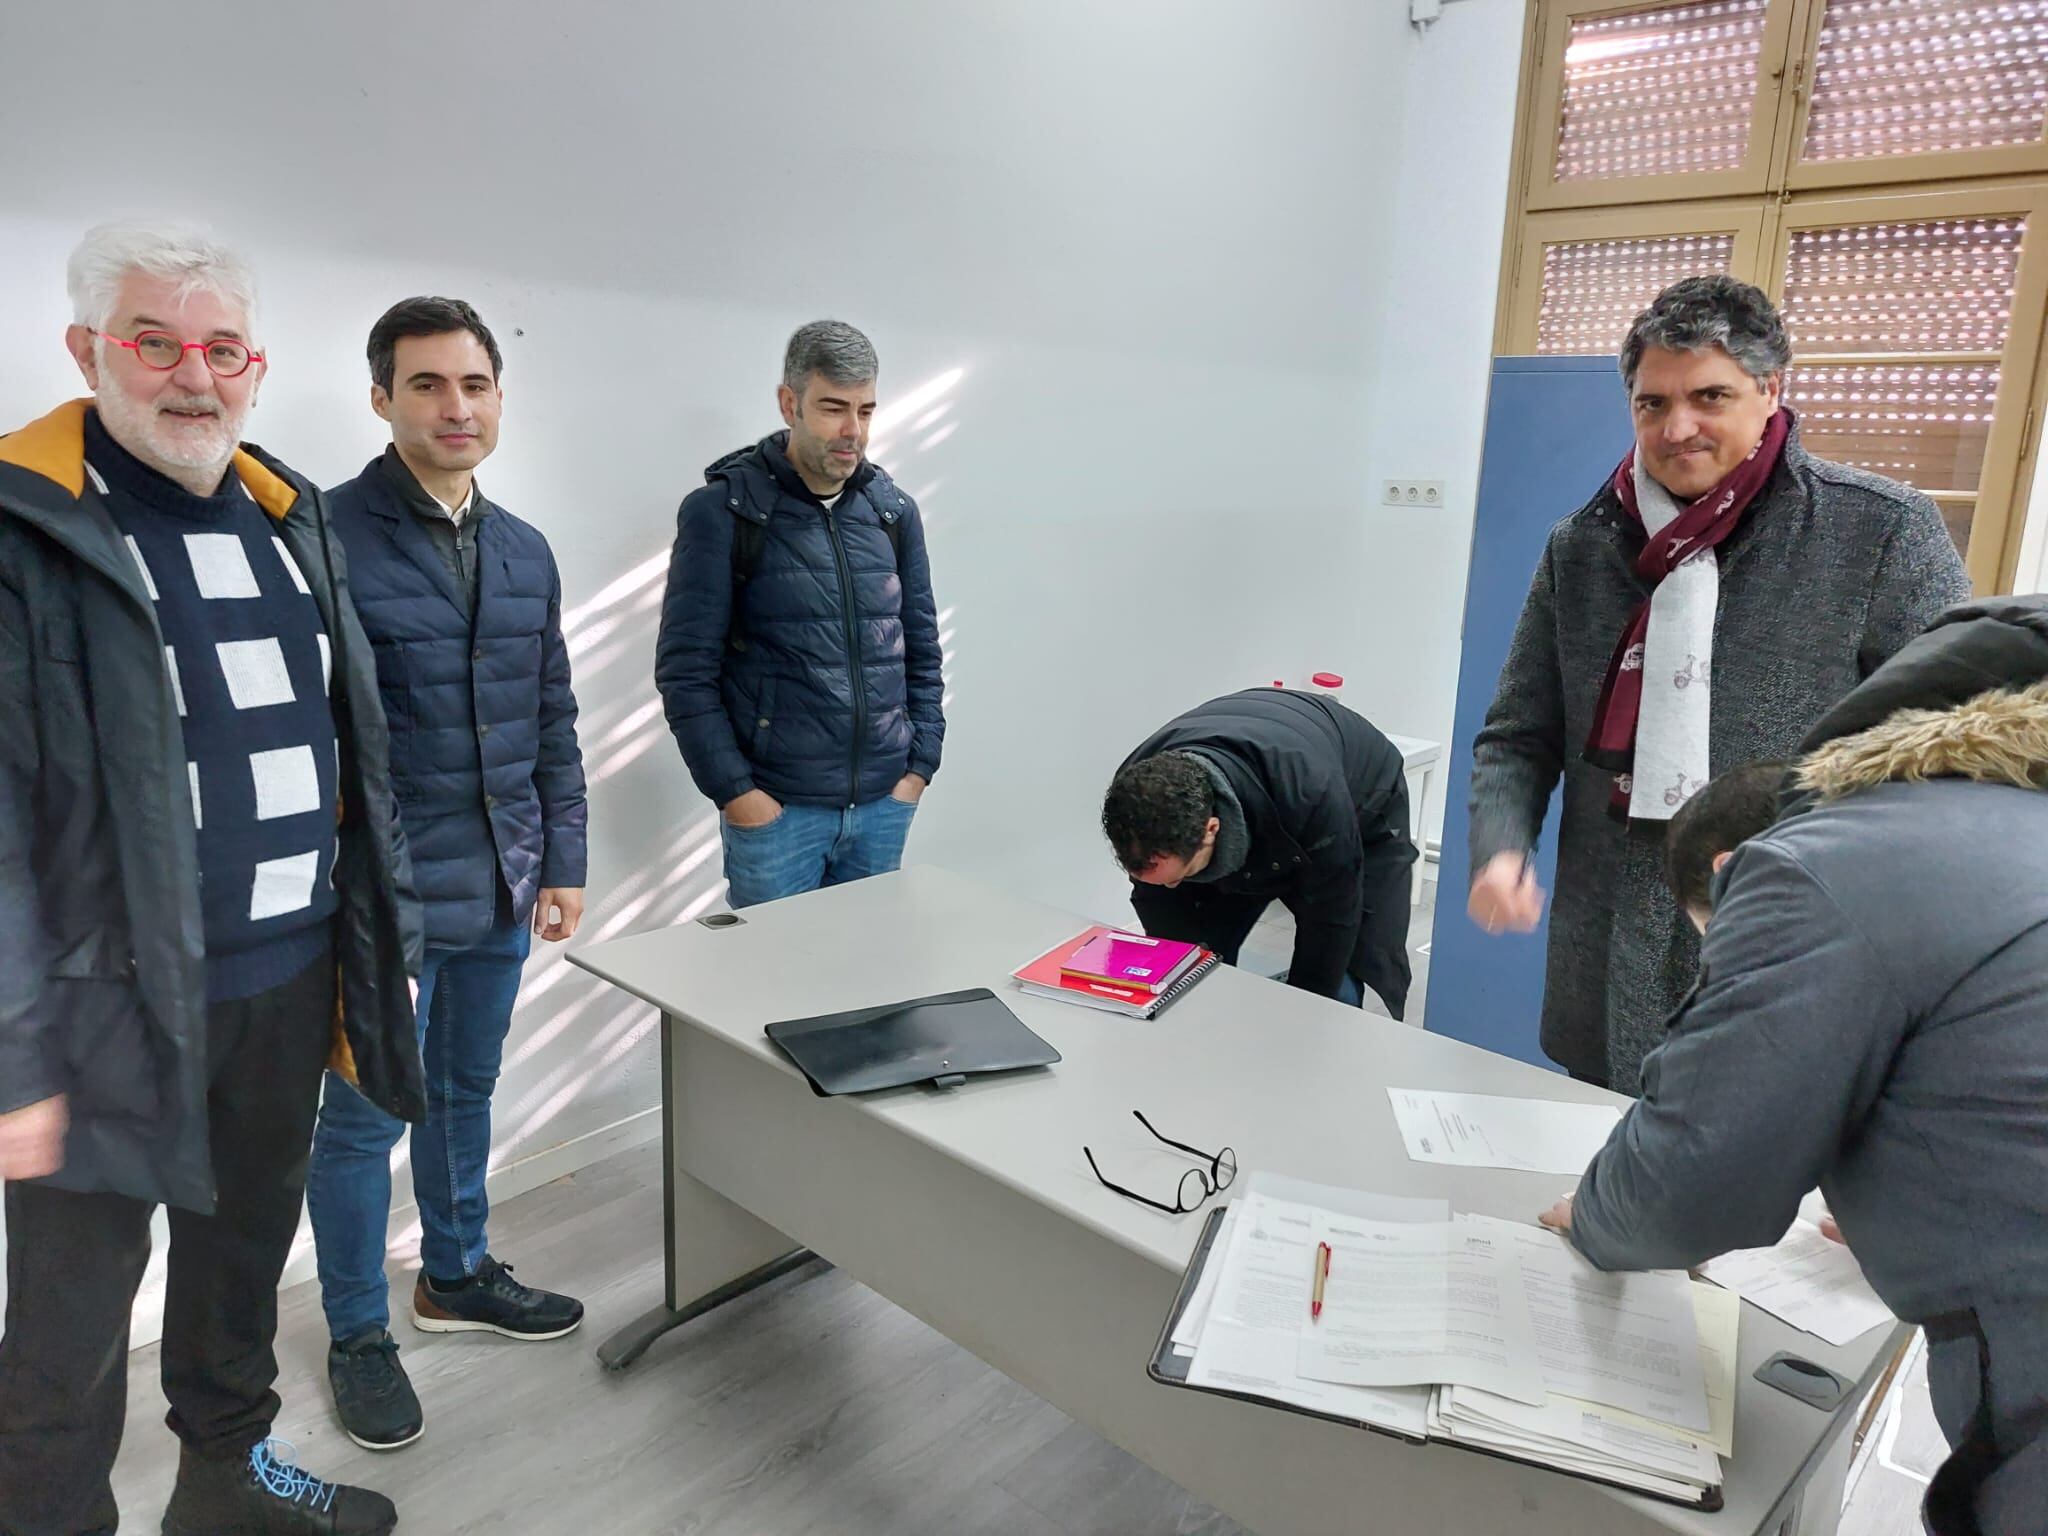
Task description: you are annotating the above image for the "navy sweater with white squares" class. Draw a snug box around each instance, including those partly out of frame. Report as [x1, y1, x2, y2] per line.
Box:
[85, 410, 338, 1001]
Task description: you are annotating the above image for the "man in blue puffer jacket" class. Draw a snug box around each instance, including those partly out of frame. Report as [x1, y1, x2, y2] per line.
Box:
[656, 320, 945, 906]
[306, 298, 589, 1454]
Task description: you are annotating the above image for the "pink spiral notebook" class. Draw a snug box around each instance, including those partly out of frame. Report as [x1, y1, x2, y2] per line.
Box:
[1060, 929, 1202, 993]
[1012, 927, 1219, 1020]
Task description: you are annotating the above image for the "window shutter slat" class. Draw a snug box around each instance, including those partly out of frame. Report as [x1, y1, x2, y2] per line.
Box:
[1556, 1, 1772, 183]
[1536, 232, 1738, 353]
[1803, 0, 2048, 166]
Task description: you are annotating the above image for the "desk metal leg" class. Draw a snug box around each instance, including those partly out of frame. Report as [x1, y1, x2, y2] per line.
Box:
[597, 1014, 809, 1372]
[597, 1247, 817, 1371]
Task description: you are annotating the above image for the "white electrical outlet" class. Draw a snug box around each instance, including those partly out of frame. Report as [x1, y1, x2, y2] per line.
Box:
[1383, 479, 1445, 508]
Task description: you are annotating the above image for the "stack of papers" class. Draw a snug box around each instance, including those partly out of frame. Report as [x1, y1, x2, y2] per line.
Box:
[1168, 1175, 1735, 1506]
[1700, 1219, 1894, 1346]
[1425, 1220, 1735, 1504]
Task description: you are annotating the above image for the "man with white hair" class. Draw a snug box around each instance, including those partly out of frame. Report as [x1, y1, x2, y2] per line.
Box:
[0, 222, 420, 1535]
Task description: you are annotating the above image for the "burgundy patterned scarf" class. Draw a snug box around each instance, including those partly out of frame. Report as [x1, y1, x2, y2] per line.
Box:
[1583, 407, 1792, 807]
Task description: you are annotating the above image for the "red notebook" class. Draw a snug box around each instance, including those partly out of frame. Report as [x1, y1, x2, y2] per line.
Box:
[1012, 927, 1218, 1019]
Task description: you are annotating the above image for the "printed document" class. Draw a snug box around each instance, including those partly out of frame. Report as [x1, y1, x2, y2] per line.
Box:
[1485, 1219, 1710, 1431]
[1387, 1088, 1622, 1175]
[1186, 1189, 1432, 1436]
[1294, 1215, 1548, 1405]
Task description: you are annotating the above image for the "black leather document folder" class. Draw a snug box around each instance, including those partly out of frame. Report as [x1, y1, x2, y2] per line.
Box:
[765, 987, 1061, 1097]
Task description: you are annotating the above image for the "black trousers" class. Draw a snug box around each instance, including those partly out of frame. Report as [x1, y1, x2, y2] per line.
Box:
[0, 944, 334, 1536]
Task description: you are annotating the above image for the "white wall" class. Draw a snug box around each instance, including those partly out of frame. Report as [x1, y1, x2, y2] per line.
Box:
[2, 0, 1540, 1321]
[2020, 449, 2048, 592]
[1358, 0, 1528, 843]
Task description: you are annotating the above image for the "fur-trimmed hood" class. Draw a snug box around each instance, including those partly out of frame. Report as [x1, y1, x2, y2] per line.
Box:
[1790, 594, 2048, 805]
[1800, 679, 2048, 797]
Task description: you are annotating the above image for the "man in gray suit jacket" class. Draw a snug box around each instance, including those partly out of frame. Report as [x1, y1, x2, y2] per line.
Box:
[1466, 275, 1970, 1089]
[1548, 596, 2048, 1536]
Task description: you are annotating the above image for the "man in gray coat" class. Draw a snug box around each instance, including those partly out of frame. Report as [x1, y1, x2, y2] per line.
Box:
[1467, 275, 1970, 1089]
[1548, 595, 2048, 1536]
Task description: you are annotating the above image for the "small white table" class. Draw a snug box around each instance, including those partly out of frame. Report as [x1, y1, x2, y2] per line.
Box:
[1385, 731, 1442, 901]
[569, 867, 1894, 1536]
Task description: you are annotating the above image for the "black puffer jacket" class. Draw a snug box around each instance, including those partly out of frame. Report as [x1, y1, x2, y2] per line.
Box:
[0, 400, 425, 1214]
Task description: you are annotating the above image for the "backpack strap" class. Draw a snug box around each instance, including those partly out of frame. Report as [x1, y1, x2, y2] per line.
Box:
[724, 468, 909, 652]
[866, 468, 908, 569]
[717, 468, 773, 654]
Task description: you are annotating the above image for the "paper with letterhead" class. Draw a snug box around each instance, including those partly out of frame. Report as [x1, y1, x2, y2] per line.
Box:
[1387, 1087, 1622, 1176]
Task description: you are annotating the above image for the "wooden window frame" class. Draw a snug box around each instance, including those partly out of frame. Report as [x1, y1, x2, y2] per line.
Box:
[1767, 181, 2048, 587]
[1782, 0, 2048, 194]
[1523, 0, 1804, 212]
[1505, 202, 1770, 355]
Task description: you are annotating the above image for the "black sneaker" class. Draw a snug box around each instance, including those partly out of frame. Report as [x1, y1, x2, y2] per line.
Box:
[161, 1439, 397, 1535]
[411, 1255, 583, 1341]
[327, 1328, 424, 1452]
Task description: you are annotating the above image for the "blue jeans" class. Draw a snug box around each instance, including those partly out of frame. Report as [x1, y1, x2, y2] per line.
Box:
[305, 904, 531, 1340]
[720, 795, 918, 908]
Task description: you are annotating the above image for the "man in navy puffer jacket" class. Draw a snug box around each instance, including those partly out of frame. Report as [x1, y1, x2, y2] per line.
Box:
[307, 298, 589, 1454]
[656, 320, 945, 906]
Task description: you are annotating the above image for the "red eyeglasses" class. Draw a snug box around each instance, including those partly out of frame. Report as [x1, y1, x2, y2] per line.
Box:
[92, 329, 263, 379]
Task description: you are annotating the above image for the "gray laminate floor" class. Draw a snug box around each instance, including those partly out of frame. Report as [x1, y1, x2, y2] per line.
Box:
[107, 1140, 1249, 1536]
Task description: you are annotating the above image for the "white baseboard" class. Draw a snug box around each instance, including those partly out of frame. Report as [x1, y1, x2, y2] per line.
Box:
[123, 1104, 664, 1351]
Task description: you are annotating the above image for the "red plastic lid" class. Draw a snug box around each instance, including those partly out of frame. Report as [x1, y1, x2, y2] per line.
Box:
[1312, 672, 1344, 688]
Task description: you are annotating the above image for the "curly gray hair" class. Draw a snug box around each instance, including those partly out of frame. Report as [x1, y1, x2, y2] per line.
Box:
[1620, 275, 1790, 392]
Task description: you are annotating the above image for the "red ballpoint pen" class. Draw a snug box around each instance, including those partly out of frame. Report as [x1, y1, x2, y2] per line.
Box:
[1311, 1241, 1332, 1322]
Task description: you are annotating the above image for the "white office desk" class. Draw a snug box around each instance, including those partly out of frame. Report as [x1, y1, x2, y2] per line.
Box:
[568, 866, 1895, 1536]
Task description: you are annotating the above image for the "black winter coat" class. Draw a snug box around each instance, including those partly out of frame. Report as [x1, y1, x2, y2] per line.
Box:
[1120, 689, 1413, 998]
[0, 401, 425, 1213]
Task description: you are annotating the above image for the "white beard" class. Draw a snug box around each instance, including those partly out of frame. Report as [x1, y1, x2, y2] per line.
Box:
[93, 370, 247, 487]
